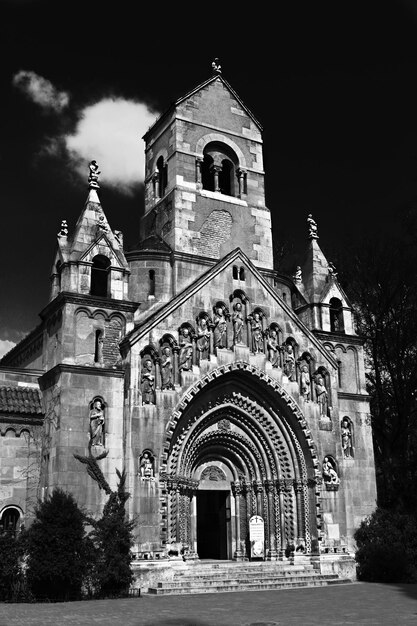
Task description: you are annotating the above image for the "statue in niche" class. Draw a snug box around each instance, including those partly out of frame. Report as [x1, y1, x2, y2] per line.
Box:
[299, 364, 311, 401]
[267, 328, 280, 367]
[283, 344, 296, 381]
[250, 312, 263, 353]
[315, 374, 328, 416]
[232, 302, 244, 345]
[160, 346, 174, 389]
[140, 451, 154, 479]
[179, 327, 193, 371]
[341, 418, 354, 458]
[213, 305, 228, 349]
[322, 456, 339, 484]
[141, 358, 155, 404]
[196, 316, 210, 361]
[89, 399, 105, 447]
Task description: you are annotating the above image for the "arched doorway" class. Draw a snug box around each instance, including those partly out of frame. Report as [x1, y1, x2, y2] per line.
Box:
[160, 364, 321, 560]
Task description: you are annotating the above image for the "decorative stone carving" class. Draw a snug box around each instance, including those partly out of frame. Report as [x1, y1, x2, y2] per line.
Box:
[299, 364, 311, 401]
[322, 456, 339, 486]
[160, 345, 174, 390]
[196, 314, 210, 361]
[179, 326, 194, 371]
[141, 357, 155, 404]
[57, 219, 68, 237]
[314, 373, 328, 416]
[266, 327, 280, 367]
[140, 451, 155, 479]
[283, 343, 296, 381]
[89, 398, 105, 447]
[201, 466, 226, 481]
[217, 418, 231, 431]
[249, 312, 263, 353]
[307, 213, 318, 239]
[232, 302, 244, 345]
[212, 303, 230, 350]
[341, 417, 354, 458]
[88, 160, 100, 189]
[293, 266, 302, 283]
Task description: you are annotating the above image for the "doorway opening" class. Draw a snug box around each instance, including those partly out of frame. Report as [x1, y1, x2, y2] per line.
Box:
[196, 490, 230, 559]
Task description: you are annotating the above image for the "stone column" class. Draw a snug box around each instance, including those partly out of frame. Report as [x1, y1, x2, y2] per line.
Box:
[265, 479, 278, 559]
[154, 358, 161, 390]
[173, 347, 179, 385]
[232, 481, 244, 559]
[196, 157, 203, 187]
[294, 479, 306, 549]
[211, 164, 222, 193]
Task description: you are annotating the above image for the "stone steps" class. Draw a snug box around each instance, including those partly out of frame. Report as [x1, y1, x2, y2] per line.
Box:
[145, 560, 351, 596]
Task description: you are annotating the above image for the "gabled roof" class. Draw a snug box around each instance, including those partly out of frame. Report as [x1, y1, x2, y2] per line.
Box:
[143, 74, 263, 141]
[121, 247, 338, 368]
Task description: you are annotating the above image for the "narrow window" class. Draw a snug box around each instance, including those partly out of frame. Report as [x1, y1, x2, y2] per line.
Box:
[91, 255, 110, 297]
[232, 266, 238, 279]
[149, 269, 155, 296]
[94, 329, 104, 363]
[219, 159, 233, 196]
[239, 267, 245, 281]
[201, 154, 215, 191]
[330, 298, 344, 332]
[157, 156, 167, 197]
[1, 507, 20, 534]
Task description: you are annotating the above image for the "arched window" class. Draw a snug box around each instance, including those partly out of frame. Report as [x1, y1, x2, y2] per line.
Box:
[0, 507, 20, 534]
[201, 154, 215, 191]
[56, 260, 62, 291]
[219, 159, 234, 196]
[156, 156, 167, 197]
[239, 267, 245, 281]
[330, 298, 344, 332]
[232, 265, 238, 279]
[149, 269, 155, 297]
[200, 142, 239, 196]
[94, 329, 104, 364]
[90, 255, 110, 297]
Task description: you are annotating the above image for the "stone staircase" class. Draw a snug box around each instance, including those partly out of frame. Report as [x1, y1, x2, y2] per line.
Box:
[146, 559, 352, 595]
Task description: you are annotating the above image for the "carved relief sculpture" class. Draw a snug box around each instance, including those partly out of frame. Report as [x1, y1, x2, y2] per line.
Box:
[250, 312, 263, 353]
[141, 358, 156, 404]
[160, 346, 174, 389]
[232, 302, 244, 345]
[179, 327, 193, 371]
[89, 399, 105, 446]
[322, 456, 340, 485]
[341, 418, 354, 458]
[196, 315, 210, 361]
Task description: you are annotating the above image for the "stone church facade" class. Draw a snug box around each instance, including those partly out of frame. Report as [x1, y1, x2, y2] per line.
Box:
[0, 65, 376, 582]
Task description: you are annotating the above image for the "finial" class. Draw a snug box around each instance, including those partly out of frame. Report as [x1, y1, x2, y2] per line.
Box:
[328, 261, 337, 278]
[307, 213, 318, 239]
[88, 160, 100, 189]
[212, 58, 222, 75]
[57, 219, 68, 237]
[293, 265, 302, 282]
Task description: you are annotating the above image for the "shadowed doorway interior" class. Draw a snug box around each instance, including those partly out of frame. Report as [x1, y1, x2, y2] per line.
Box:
[197, 490, 229, 559]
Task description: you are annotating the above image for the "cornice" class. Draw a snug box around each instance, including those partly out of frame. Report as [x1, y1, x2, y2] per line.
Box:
[38, 363, 125, 390]
[39, 292, 140, 320]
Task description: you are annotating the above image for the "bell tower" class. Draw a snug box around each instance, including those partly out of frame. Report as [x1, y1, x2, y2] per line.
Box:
[127, 61, 274, 303]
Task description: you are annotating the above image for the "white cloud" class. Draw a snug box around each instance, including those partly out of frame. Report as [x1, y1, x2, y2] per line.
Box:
[0, 340, 16, 359]
[65, 98, 158, 192]
[12, 70, 70, 112]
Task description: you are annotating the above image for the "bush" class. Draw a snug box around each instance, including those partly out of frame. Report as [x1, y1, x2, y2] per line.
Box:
[22, 489, 94, 601]
[354, 507, 417, 582]
[0, 529, 25, 601]
[87, 469, 135, 598]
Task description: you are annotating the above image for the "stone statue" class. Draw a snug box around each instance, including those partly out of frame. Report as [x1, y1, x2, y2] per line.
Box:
[307, 213, 318, 239]
[323, 457, 339, 484]
[315, 374, 328, 416]
[140, 452, 154, 479]
[283, 344, 296, 381]
[88, 160, 100, 189]
[232, 302, 244, 345]
[212, 57, 222, 74]
[58, 219, 68, 237]
[300, 364, 311, 401]
[179, 327, 193, 371]
[267, 329, 280, 367]
[341, 418, 354, 458]
[250, 312, 263, 353]
[160, 346, 174, 389]
[293, 266, 302, 282]
[141, 358, 155, 404]
[213, 306, 228, 350]
[89, 399, 105, 446]
[196, 316, 210, 361]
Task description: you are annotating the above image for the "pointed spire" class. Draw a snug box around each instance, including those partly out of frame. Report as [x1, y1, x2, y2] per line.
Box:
[211, 58, 222, 75]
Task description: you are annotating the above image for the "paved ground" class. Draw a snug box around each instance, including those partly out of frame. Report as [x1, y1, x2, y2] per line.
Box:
[0, 582, 416, 626]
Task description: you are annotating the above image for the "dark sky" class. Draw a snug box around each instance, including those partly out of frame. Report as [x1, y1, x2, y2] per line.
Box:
[1, 0, 417, 354]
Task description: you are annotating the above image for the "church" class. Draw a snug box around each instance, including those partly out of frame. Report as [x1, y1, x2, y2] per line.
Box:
[0, 61, 377, 587]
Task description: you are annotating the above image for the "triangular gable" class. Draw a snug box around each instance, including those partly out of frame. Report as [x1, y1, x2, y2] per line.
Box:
[319, 277, 353, 309]
[77, 233, 128, 269]
[143, 75, 262, 141]
[121, 248, 338, 368]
